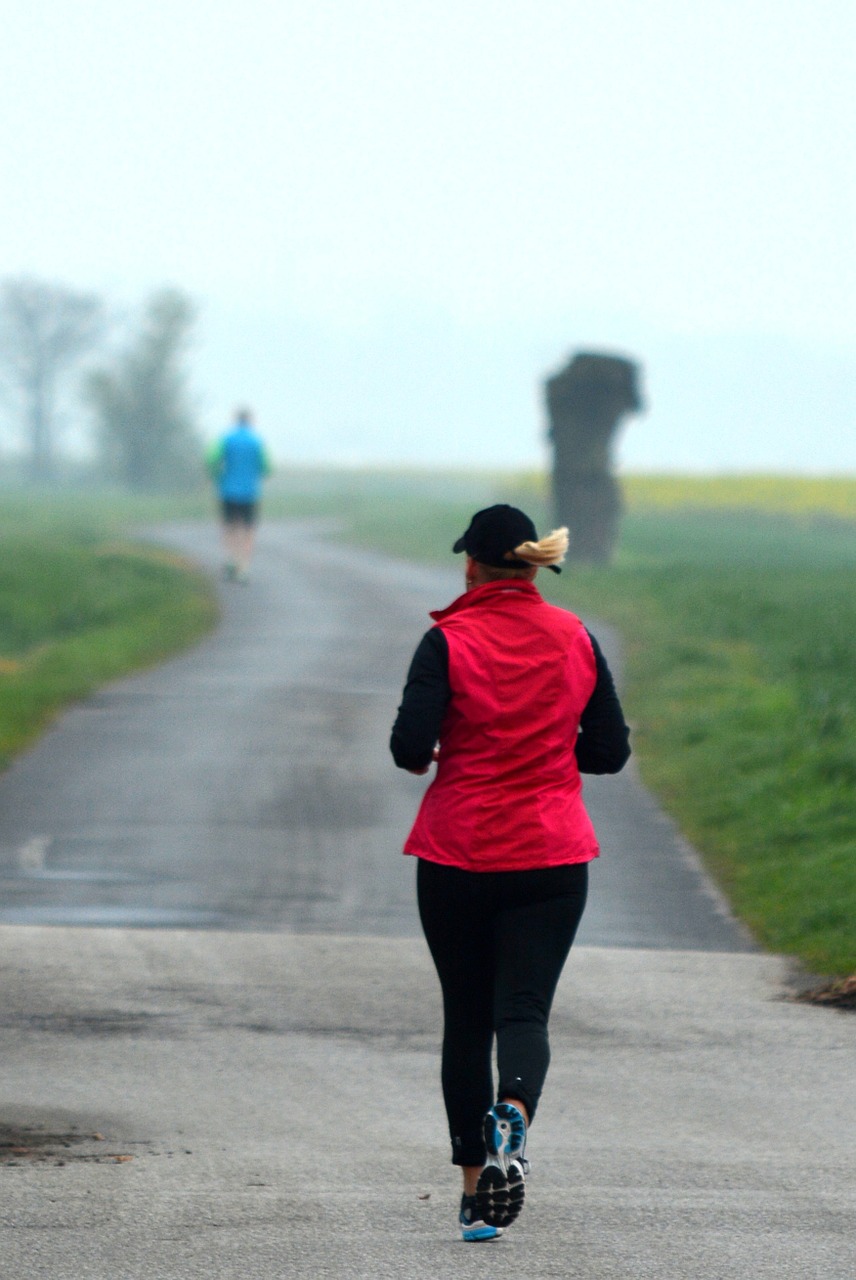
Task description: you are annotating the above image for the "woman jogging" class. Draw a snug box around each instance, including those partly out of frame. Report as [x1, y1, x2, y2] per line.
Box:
[390, 504, 631, 1243]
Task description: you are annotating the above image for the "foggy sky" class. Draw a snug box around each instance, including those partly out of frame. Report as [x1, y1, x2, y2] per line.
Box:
[1, 1, 854, 471]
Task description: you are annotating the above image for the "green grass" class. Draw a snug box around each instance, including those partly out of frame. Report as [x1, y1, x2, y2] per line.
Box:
[327, 472, 856, 979]
[562, 516, 855, 977]
[0, 492, 218, 766]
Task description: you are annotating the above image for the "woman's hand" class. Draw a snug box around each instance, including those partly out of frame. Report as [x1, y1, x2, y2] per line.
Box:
[408, 746, 440, 776]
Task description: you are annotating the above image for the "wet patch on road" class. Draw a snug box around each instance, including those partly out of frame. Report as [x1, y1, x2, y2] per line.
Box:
[1, 1124, 146, 1167]
[263, 764, 382, 830]
[231, 1019, 433, 1047]
[0, 1009, 180, 1037]
[0, 1001, 435, 1045]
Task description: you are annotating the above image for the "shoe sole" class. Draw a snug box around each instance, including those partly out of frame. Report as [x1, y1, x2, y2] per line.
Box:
[475, 1160, 525, 1229]
[485, 1102, 527, 1162]
[475, 1103, 527, 1228]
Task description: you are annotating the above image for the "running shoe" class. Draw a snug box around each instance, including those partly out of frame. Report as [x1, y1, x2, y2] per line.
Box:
[475, 1102, 527, 1229]
[459, 1193, 503, 1242]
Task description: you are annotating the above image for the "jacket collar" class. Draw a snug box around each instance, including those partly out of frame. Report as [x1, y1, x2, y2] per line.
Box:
[430, 579, 542, 622]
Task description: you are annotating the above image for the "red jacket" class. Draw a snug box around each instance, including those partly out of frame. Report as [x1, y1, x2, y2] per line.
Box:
[404, 580, 600, 871]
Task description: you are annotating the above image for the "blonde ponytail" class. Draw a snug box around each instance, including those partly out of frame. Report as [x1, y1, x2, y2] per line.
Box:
[506, 527, 569, 568]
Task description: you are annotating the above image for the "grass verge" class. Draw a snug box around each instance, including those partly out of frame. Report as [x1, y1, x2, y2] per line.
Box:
[0, 494, 218, 768]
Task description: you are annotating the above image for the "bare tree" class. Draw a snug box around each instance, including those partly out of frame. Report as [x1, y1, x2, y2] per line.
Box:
[0, 276, 104, 480]
[87, 288, 202, 492]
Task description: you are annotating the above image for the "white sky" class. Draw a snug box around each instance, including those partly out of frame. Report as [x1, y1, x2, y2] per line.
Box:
[1, 0, 854, 471]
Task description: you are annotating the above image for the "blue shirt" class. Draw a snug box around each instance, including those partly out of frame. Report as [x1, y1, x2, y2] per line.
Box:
[211, 425, 270, 502]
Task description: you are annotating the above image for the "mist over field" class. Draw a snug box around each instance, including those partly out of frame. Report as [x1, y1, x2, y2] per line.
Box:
[1, 3, 854, 479]
[197, 307, 856, 475]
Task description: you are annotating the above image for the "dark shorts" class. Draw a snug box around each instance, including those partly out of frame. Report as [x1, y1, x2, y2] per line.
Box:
[221, 499, 258, 526]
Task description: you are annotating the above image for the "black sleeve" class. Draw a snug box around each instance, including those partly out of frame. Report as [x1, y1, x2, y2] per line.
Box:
[390, 628, 451, 771]
[575, 630, 632, 774]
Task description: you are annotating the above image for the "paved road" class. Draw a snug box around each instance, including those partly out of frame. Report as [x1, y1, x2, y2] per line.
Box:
[0, 518, 749, 949]
[4, 519, 853, 1279]
[3, 930, 853, 1280]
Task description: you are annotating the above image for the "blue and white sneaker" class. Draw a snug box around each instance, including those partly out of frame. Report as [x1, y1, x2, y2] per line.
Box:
[475, 1102, 528, 1229]
[459, 1194, 503, 1242]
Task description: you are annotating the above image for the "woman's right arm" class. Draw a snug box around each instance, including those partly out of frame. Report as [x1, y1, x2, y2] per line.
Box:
[390, 629, 451, 773]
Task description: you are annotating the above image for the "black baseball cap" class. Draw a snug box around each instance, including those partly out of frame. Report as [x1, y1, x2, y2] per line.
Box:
[452, 504, 560, 572]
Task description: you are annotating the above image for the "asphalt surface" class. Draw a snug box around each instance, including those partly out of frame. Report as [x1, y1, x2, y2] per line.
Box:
[0, 518, 747, 949]
[2, 519, 853, 1278]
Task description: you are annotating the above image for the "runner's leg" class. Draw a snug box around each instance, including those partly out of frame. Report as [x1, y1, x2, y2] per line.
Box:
[492, 862, 589, 1122]
[417, 859, 496, 1169]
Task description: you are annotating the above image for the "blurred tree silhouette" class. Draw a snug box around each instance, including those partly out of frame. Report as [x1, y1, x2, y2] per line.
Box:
[545, 351, 643, 563]
[88, 288, 202, 492]
[0, 276, 104, 481]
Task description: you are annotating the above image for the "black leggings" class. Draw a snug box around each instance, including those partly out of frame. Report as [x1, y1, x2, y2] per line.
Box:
[417, 857, 588, 1167]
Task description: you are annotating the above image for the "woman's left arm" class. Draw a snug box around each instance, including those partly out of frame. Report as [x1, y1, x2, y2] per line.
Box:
[576, 631, 632, 774]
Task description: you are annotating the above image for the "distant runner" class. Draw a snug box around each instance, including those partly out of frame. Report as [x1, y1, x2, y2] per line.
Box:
[391, 504, 631, 1243]
[207, 408, 272, 583]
